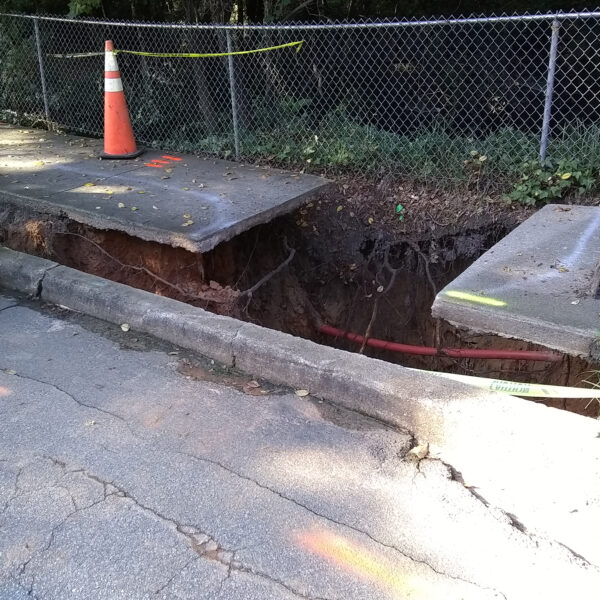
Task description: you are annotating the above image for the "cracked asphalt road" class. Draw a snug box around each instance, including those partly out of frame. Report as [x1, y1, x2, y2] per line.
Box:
[1, 290, 599, 600]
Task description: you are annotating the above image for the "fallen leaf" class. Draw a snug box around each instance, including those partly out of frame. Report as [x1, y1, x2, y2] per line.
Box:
[243, 381, 267, 396]
[368, 217, 374, 224]
[84, 182, 95, 187]
[182, 187, 190, 191]
[152, 205, 158, 210]
[117, 202, 125, 208]
[4, 369, 16, 375]
[95, 206, 101, 210]
[295, 389, 310, 397]
[161, 175, 170, 180]
[137, 190, 146, 194]
[337, 205, 343, 212]
[131, 207, 138, 211]
[407, 442, 429, 461]
[377, 285, 384, 292]
[166, 168, 173, 173]
[84, 420, 96, 426]
[120, 323, 130, 332]
[183, 213, 191, 218]
[181, 220, 194, 227]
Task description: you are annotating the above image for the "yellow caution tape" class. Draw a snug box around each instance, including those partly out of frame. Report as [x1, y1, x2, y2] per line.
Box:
[411, 368, 600, 399]
[115, 40, 304, 58]
[49, 51, 104, 58]
[50, 40, 303, 59]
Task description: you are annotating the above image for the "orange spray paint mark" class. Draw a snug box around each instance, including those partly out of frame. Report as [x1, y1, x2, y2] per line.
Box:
[162, 155, 183, 161]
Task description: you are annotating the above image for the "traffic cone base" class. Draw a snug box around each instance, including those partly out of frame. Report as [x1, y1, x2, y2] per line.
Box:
[100, 147, 144, 160]
[100, 40, 143, 160]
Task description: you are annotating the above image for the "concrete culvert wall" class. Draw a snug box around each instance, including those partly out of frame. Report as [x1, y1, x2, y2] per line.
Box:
[1, 200, 598, 419]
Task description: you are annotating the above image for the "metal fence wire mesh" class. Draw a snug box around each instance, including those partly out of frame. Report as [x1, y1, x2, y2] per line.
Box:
[2, 12, 600, 187]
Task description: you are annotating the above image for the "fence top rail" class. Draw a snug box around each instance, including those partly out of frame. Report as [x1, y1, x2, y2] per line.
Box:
[2, 10, 600, 31]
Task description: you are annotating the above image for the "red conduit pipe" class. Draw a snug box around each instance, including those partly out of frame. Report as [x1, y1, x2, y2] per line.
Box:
[319, 324, 562, 363]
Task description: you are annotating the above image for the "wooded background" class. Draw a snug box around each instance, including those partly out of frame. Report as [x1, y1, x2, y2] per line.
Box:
[0, 0, 593, 23]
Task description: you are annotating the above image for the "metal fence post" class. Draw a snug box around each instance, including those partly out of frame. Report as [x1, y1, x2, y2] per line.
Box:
[539, 18, 561, 164]
[33, 17, 51, 128]
[225, 30, 240, 161]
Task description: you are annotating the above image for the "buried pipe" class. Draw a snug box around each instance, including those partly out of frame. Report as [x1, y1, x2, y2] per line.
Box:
[319, 325, 562, 363]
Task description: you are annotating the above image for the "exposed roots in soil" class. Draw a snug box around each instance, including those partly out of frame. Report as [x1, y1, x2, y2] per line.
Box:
[238, 238, 296, 316]
[1, 200, 599, 418]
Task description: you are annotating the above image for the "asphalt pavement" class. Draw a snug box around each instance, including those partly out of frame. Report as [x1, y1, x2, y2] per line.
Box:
[1, 290, 599, 599]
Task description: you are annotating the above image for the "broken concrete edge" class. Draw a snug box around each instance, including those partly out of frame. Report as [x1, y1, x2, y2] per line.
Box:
[432, 296, 599, 359]
[0, 190, 207, 253]
[0, 179, 334, 255]
[1, 244, 600, 567]
[191, 181, 336, 254]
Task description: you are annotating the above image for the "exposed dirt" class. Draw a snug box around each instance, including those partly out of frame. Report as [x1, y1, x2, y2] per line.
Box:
[1, 179, 599, 419]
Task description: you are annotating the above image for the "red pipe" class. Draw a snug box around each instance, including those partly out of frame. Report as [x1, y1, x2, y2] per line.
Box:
[319, 324, 562, 363]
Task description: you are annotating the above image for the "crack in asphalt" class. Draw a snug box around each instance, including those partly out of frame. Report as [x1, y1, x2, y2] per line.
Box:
[9, 574, 40, 600]
[2, 395, 503, 599]
[152, 555, 202, 597]
[0, 303, 18, 313]
[0, 368, 144, 441]
[431, 456, 593, 571]
[0, 466, 23, 519]
[43, 459, 331, 600]
[17, 486, 118, 591]
[170, 448, 506, 597]
[0, 357, 530, 597]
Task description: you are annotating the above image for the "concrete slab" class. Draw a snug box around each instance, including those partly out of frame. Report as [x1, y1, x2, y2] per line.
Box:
[432, 204, 600, 357]
[0, 125, 331, 252]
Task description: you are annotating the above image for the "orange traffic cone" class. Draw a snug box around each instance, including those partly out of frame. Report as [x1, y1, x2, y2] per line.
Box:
[100, 40, 143, 159]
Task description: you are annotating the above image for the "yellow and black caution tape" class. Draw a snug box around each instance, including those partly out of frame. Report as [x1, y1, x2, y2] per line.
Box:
[411, 368, 600, 399]
[50, 40, 303, 59]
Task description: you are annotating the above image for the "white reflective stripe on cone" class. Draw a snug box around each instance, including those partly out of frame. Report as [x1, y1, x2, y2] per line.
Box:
[105, 51, 119, 73]
[105, 78, 124, 92]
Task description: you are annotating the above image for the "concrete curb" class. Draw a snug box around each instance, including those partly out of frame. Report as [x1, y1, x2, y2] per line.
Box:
[1, 245, 600, 568]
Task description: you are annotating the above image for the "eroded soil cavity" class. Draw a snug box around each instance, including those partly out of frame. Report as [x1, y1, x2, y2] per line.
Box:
[1, 200, 598, 418]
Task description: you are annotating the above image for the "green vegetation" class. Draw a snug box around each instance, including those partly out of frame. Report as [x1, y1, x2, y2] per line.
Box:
[506, 159, 597, 206]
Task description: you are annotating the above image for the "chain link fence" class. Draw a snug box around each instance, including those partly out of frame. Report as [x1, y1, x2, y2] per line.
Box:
[2, 12, 600, 187]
